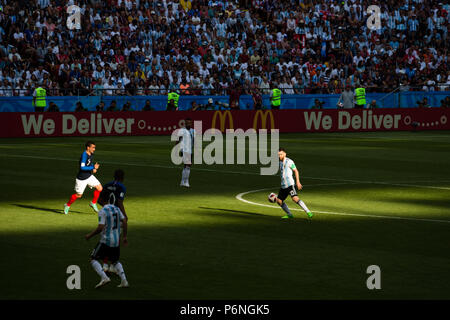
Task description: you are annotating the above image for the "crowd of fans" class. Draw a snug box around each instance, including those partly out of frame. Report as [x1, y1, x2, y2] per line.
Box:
[0, 0, 448, 100]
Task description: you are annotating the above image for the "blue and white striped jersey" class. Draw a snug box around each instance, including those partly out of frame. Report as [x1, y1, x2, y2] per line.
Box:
[98, 204, 125, 248]
[178, 127, 195, 153]
[280, 157, 297, 189]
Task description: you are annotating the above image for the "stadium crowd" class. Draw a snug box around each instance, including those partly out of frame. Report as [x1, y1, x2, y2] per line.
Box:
[0, 0, 448, 98]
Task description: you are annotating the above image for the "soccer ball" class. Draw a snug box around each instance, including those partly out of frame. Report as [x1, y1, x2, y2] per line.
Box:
[268, 193, 277, 203]
[337, 102, 344, 108]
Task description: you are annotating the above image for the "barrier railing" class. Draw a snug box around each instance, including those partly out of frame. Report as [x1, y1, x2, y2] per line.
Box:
[0, 89, 448, 112]
[1, 84, 449, 98]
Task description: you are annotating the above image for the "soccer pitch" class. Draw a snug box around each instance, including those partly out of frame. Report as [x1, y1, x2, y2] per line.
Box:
[0, 131, 449, 300]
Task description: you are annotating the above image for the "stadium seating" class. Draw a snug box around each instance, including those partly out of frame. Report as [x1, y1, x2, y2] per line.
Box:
[0, 0, 448, 106]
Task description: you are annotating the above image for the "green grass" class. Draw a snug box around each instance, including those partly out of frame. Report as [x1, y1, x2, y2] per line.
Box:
[0, 131, 450, 299]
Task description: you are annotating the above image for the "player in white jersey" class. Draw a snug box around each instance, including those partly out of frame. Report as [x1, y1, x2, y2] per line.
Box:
[275, 148, 313, 219]
[85, 190, 129, 288]
[177, 118, 195, 187]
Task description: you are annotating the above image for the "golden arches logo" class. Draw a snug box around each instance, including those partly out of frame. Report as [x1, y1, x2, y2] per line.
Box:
[211, 110, 234, 132]
[253, 110, 275, 130]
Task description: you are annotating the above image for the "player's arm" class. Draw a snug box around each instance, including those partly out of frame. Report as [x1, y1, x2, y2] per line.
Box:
[117, 199, 128, 222]
[85, 210, 106, 240]
[80, 152, 96, 171]
[293, 167, 302, 190]
[85, 224, 104, 240]
[121, 218, 128, 246]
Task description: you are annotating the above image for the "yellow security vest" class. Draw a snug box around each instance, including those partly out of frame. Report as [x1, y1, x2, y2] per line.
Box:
[34, 87, 47, 108]
[271, 88, 281, 107]
[168, 92, 180, 108]
[355, 87, 366, 106]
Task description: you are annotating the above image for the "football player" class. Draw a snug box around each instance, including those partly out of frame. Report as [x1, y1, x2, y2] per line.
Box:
[275, 148, 313, 219]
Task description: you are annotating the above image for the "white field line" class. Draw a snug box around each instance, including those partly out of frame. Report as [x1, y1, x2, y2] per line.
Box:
[394, 180, 450, 183]
[235, 187, 450, 224]
[0, 133, 449, 145]
[301, 176, 450, 191]
[1, 153, 450, 190]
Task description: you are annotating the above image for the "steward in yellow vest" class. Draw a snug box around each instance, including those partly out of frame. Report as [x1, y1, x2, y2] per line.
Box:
[270, 86, 281, 110]
[355, 87, 366, 109]
[33, 86, 47, 112]
[167, 92, 180, 111]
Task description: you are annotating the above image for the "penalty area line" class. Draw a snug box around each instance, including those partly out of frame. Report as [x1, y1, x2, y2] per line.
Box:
[235, 187, 450, 224]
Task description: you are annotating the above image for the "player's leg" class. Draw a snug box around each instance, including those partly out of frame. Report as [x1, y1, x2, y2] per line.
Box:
[102, 258, 111, 273]
[277, 189, 293, 219]
[181, 151, 192, 187]
[110, 247, 129, 288]
[90, 243, 111, 288]
[88, 176, 102, 213]
[184, 164, 191, 187]
[291, 195, 313, 218]
[180, 164, 187, 186]
[180, 152, 187, 186]
[64, 179, 86, 214]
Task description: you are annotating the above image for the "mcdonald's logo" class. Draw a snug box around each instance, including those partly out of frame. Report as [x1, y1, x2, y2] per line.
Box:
[253, 110, 275, 130]
[211, 110, 234, 132]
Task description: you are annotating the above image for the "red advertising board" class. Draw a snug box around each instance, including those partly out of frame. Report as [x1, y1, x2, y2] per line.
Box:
[0, 109, 449, 138]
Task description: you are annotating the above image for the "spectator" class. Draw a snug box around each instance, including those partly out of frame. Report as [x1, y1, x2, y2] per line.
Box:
[368, 100, 380, 109]
[75, 101, 87, 112]
[229, 100, 240, 111]
[96, 101, 105, 112]
[47, 102, 60, 112]
[228, 80, 242, 109]
[107, 100, 118, 111]
[421, 97, 432, 108]
[191, 101, 203, 111]
[337, 85, 355, 109]
[312, 99, 325, 109]
[205, 98, 215, 110]
[142, 100, 154, 111]
[166, 99, 178, 111]
[251, 78, 263, 110]
[122, 101, 132, 111]
[440, 97, 450, 108]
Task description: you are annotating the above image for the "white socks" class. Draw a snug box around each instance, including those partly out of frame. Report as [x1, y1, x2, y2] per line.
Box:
[114, 262, 127, 282]
[186, 167, 190, 184]
[181, 167, 191, 184]
[91, 260, 108, 280]
[280, 202, 293, 216]
[297, 200, 310, 213]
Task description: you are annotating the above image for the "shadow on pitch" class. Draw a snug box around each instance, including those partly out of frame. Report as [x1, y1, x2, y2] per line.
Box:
[12, 204, 86, 215]
[198, 206, 267, 217]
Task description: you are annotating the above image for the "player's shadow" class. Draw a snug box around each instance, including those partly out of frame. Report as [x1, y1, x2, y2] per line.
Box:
[198, 206, 267, 217]
[12, 204, 85, 215]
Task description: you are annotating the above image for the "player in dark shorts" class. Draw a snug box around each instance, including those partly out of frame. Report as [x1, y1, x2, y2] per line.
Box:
[85, 189, 129, 288]
[100, 169, 128, 274]
[274, 148, 313, 219]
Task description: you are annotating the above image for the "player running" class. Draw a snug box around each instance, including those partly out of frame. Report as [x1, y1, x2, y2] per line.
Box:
[100, 169, 128, 274]
[177, 118, 195, 187]
[64, 141, 103, 214]
[85, 189, 129, 289]
[275, 148, 313, 219]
